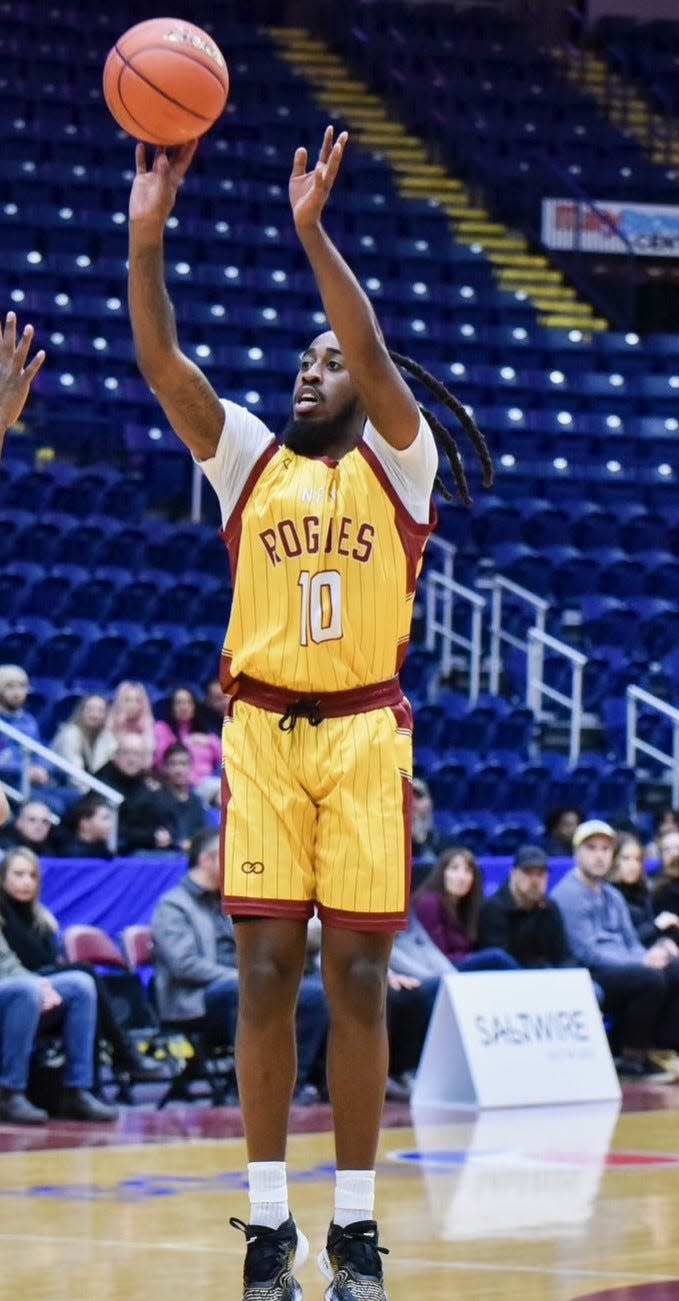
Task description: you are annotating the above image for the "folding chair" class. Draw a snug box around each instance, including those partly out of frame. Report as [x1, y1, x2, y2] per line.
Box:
[120, 924, 237, 1109]
[62, 924, 169, 1102]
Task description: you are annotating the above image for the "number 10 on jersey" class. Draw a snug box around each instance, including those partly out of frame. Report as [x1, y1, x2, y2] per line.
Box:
[298, 569, 343, 645]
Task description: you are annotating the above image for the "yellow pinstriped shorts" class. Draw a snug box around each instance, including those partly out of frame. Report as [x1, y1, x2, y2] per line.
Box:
[220, 694, 413, 931]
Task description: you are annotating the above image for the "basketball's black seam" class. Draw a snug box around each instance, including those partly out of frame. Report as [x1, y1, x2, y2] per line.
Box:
[113, 41, 227, 124]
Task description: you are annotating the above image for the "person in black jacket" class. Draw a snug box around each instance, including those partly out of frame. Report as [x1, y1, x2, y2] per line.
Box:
[51, 794, 114, 859]
[478, 844, 579, 969]
[0, 846, 163, 1082]
[97, 733, 169, 854]
[145, 744, 209, 853]
[0, 800, 61, 855]
[609, 832, 679, 949]
[652, 829, 679, 922]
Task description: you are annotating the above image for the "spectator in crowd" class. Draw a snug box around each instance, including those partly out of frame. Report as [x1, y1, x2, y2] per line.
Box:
[652, 829, 679, 918]
[0, 665, 50, 789]
[542, 806, 583, 857]
[552, 819, 679, 1080]
[411, 777, 442, 867]
[202, 676, 229, 735]
[153, 686, 222, 805]
[385, 907, 455, 1100]
[0, 907, 118, 1124]
[609, 831, 679, 949]
[102, 681, 156, 757]
[646, 807, 679, 861]
[0, 799, 60, 854]
[0, 846, 162, 1083]
[96, 733, 168, 854]
[146, 743, 209, 853]
[151, 828, 327, 1103]
[53, 794, 114, 858]
[305, 902, 453, 1103]
[413, 846, 519, 970]
[0, 309, 45, 460]
[0, 789, 8, 826]
[51, 694, 116, 782]
[478, 844, 582, 970]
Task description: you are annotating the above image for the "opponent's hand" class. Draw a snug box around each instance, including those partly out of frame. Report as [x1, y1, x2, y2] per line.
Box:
[129, 140, 198, 235]
[289, 125, 348, 233]
[0, 312, 45, 432]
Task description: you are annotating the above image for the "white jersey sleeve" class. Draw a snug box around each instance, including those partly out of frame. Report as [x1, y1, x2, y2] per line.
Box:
[363, 411, 438, 524]
[196, 399, 276, 525]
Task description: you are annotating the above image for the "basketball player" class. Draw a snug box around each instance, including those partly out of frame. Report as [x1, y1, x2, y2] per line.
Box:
[0, 311, 45, 460]
[127, 125, 492, 1301]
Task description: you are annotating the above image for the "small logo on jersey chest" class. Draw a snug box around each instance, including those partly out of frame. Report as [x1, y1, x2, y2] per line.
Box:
[300, 485, 336, 504]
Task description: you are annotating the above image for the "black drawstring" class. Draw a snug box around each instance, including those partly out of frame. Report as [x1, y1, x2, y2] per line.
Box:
[278, 699, 323, 732]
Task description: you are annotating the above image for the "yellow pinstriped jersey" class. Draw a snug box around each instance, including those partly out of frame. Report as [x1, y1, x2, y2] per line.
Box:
[200, 402, 437, 695]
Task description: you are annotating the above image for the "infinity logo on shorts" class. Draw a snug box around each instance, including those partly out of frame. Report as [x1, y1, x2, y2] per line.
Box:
[240, 860, 265, 875]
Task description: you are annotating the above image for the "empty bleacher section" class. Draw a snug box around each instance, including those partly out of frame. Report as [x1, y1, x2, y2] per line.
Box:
[0, 0, 678, 851]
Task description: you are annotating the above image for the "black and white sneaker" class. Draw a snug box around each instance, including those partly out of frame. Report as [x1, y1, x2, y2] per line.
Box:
[318, 1219, 389, 1300]
[230, 1213, 308, 1300]
[615, 1054, 673, 1083]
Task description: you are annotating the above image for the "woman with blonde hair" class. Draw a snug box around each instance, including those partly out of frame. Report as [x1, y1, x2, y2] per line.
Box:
[103, 681, 155, 756]
[0, 846, 118, 1120]
[413, 846, 518, 970]
[0, 846, 162, 1083]
[52, 693, 116, 780]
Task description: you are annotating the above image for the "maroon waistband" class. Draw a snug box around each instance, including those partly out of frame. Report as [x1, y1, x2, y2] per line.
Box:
[234, 674, 404, 719]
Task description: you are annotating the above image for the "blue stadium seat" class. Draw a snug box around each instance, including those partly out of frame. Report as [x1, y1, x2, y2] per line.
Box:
[426, 759, 471, 812]
[74, 630, 130, 684]
[486, 814, 545, 854]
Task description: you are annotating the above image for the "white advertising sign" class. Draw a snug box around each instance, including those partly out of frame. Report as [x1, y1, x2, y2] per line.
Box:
[411, 969, 621, 1109]
[541, 197, 679, 258]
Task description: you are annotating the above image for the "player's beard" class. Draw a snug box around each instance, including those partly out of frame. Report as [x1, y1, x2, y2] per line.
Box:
[281, 396, 363, 456]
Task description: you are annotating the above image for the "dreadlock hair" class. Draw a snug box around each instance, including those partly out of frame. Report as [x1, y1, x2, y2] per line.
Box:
[389, 350, 493, 506]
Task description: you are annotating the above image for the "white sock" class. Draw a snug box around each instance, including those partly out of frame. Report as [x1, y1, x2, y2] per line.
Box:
[248, 1161, 289, 1229]
[333, 1169, 375, 1228]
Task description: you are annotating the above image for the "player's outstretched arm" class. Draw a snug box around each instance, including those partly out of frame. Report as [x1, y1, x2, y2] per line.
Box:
[290, 126, 420, 450]
[128, 142, 224, 460]
[0, 312, 45, 456]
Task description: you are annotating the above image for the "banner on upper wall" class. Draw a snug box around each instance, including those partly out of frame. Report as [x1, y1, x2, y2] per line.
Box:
[586, 0, 679, 21]
[541, 197, 679, 258]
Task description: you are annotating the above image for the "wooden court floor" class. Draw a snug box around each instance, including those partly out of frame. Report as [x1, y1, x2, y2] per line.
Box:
[0, 1085, 678, 1300]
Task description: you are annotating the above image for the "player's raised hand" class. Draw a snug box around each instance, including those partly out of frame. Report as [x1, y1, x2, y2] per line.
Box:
[0, 312, 45, 437]
[289, 125, 348, 232]
[129, 140, 198, 234]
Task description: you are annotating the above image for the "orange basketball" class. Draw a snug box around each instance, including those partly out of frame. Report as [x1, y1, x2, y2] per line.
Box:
[103, 17, 229, 146]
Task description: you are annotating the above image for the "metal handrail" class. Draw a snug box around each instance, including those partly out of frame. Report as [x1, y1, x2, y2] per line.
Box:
[488, 575, 549, 697]
[425, 536, 456, 662]
[626, 686, 679, 805]
[527, 628, 587, 767]
[0, 718, 123, 850]
[425, 569, 485, 704]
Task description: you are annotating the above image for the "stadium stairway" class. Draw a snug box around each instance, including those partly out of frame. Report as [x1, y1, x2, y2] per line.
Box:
[268, 25, 608, 334]
[551, 46, 679, 170]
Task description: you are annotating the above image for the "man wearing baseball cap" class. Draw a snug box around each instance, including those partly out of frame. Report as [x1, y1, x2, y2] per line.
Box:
[478, 845, 579, 970]
[551, 819, 679, 1080]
